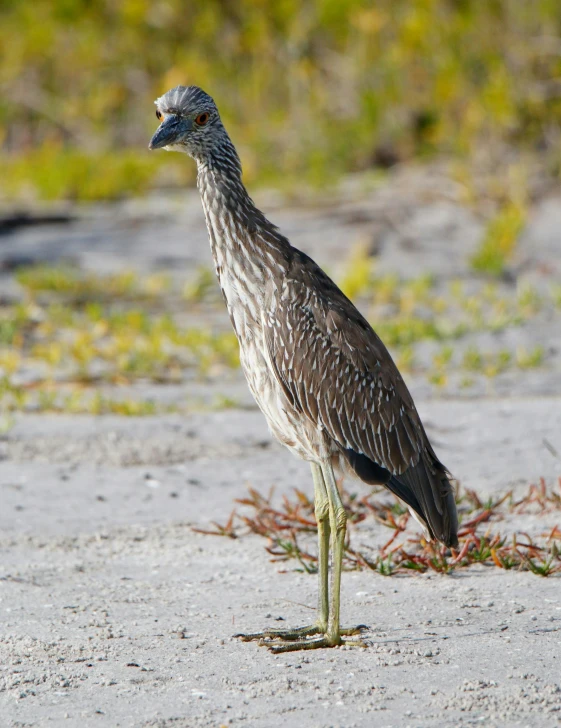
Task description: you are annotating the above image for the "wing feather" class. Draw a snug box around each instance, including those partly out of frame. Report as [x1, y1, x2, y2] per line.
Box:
[262, 252, 458, 547]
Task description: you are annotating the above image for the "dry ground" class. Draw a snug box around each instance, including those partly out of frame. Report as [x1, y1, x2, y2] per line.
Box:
[1, 168, 561, 726]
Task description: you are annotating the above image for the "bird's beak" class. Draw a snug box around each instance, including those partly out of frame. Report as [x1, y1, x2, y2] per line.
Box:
[149, 115, 192, 150]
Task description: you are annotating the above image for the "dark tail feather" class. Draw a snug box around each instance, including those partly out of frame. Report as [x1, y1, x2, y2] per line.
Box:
[343, 448, 459, 549]
[389, 461, 458, 548]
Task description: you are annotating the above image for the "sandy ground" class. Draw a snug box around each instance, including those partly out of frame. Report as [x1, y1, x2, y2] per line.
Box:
[1, 401, 561, 727]
[1, 169, 561, 726]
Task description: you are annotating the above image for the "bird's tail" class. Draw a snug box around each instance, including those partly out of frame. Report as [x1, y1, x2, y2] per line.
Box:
[342, 448, 458, 548]
[387, 458, 458, 549]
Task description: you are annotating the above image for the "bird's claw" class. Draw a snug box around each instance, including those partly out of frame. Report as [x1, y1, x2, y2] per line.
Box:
[234, 624, 369, 652]
[234, 624, 323, 642]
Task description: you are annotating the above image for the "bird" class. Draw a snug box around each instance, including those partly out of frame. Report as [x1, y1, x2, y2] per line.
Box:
[149, 85, 459, 653]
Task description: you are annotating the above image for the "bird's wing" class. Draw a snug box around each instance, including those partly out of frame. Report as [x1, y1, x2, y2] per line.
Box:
[262, 251, 457, 546]
[263, 252, 427, 475]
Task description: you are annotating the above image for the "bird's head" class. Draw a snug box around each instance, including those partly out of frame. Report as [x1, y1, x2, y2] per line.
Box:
[148, 85, 221, 159]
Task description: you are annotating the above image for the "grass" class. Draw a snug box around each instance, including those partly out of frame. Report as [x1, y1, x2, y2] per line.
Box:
[182, 266, 226, 304]
[471, 202, 527, 277]
[2, 2, 561, 200]
[335, 254, 557, 387]
[36, 390, 160, 416]
[429, 342, 547, 387]
[16, 266, 171, 301]
[1, 260, 558, 413]
[339, 244, 376, 300]
[336, 252, 551, 348]
[516, 345, 545, 369]
[0, 147, 188, 202]
[195, 478, 561, 578]
[0, 265, 240, 414]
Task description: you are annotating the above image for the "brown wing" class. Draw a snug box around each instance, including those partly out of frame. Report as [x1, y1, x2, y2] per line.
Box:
[263, 251, 458, 547]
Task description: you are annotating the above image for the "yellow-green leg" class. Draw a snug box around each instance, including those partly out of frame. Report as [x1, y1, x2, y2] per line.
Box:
[313, 461, 330, 630]
[235, 463, 330, 642]
[322, 457, 352, 645]
[235, 460, 368, 652]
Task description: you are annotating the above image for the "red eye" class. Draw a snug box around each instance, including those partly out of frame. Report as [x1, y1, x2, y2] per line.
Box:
[156, 109, 163, 121]
[195, 112, 209, 126]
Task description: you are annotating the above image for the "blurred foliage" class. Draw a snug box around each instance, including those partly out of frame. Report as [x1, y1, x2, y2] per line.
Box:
[1, 262, 556, 415]
[471, 201, 527, 275]
[16, 265, 170, 300]
[334, 250, 559, 390]
[0, 266, 240, 414]
[337, 245, 547, 347]
[1, 0, 561, 200]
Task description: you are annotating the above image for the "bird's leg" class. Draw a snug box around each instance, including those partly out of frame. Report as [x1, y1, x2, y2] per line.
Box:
[235, 463, 330, 643]
[322, 458, 345, 644]
[320, 459, 366, 646]
[235, 461, 367, 652]
[313, 461, 330, 632]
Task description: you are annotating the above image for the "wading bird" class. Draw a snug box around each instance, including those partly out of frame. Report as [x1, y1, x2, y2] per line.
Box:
[149, 86, 458, 653]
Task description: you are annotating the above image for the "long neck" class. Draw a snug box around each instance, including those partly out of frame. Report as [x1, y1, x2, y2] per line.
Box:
[195, 134, 291, 329]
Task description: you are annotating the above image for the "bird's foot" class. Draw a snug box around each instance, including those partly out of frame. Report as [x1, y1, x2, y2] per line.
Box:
[266, 633, 369, 653]
[234, 624, 369, 652]
[235, 623, 324, 642]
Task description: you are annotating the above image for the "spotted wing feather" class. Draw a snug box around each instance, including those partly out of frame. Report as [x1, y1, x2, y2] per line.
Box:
[263, 251, 458, 547]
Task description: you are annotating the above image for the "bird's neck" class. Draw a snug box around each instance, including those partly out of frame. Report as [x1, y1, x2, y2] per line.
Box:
[196, 147, 290, 322]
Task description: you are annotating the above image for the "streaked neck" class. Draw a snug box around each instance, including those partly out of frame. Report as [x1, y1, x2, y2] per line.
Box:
[195, 148, 291, 291]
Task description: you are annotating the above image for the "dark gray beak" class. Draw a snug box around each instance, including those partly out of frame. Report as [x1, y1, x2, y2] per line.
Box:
[149, 115, 191, 150]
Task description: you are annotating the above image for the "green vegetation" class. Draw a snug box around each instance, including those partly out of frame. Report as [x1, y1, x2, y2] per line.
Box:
[335, 253, 559, 389]
[517, 345, 545, 369]
[0, 147, 178, 202]
[2, 1, 561, 200]
[337, 255, 550, 347]
[471, 202, 527, 276]
[0, 266, 239, 414]
[16, 266, 171, 300]
[182, 266, 220, 303]
[339, 244, 376, 300]
[197, 478, 561, 577]
[0, 260, 557, 413]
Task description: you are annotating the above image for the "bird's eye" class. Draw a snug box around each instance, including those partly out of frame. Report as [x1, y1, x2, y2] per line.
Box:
[156, 110, 163, 121]
[195, 112, 209, 126]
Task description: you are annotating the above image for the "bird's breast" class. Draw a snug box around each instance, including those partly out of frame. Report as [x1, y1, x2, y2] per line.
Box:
[200, 194, 319, 459]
